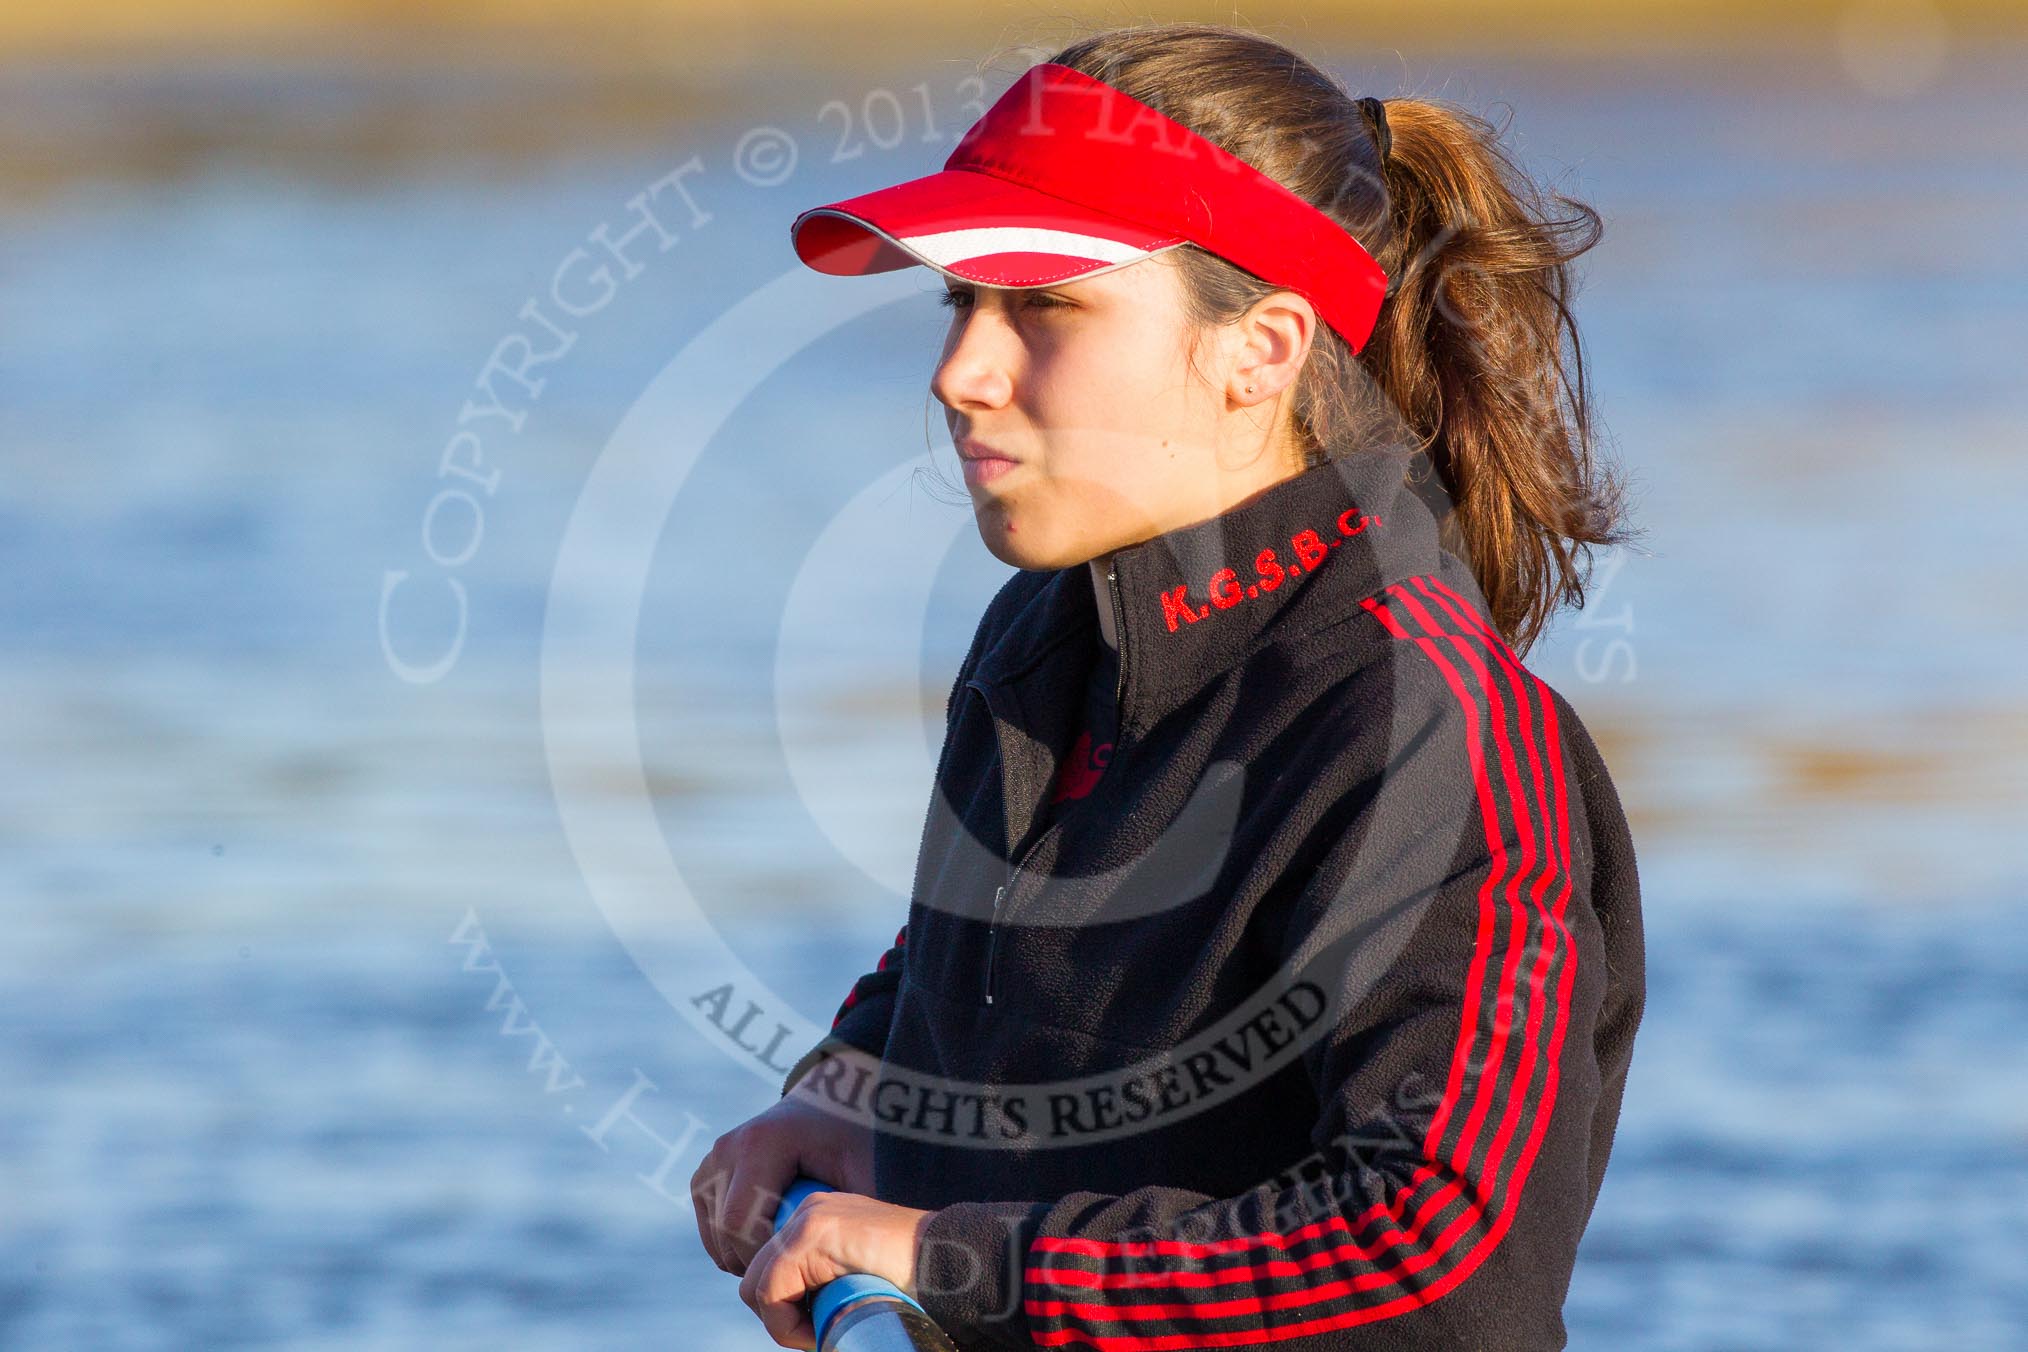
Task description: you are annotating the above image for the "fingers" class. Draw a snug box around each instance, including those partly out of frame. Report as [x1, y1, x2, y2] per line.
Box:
[690, 1148, 734, 1273]
[689, 1125, 794, 1276]
[740, 1221, 818, 1350]
[726, 1165, 789, 1273]
[691, 1137, 770, 1275]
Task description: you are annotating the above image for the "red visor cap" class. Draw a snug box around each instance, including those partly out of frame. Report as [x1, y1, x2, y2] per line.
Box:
[788, 62, 1390, 353]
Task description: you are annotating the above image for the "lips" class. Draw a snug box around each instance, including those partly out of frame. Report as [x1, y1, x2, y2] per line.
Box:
[956, 437, 1016, 464]
[956, 437, 1019, 486]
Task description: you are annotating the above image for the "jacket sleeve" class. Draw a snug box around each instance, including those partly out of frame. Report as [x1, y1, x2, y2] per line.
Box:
[778, 611, 997, 1098]
[911, 600, 1613, 1350]
[777, 923, 910, 1096]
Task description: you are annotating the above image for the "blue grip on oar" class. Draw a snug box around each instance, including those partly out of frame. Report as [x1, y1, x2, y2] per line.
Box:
[774, 1176, 929, 1347]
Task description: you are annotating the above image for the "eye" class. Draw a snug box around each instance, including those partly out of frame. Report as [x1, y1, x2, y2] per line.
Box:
[938, 288, 1065, 311]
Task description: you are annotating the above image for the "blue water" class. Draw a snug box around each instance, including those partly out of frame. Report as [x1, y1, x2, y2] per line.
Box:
[3, 41, 2026, 1349]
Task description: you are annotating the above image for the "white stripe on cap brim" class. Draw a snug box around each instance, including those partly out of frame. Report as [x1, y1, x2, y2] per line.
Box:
[899, 225, 1153, 268]
[797, 207, 1186, 285]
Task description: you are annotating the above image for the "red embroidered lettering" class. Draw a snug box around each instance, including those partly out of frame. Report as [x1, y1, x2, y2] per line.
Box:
[1337, 508, 1382, 538]
[1049, 731, 1114, 803]
[1254, 547, 1285, 593]
[1208, 567, 1243, 611]
[1158, 512, 1384, 636]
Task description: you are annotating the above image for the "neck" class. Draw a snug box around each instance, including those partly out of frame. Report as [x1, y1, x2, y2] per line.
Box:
[1084, 451, 1310, 657]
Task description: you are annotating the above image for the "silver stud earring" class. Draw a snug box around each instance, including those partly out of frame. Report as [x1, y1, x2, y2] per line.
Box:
[1245, 384, 1255, 394]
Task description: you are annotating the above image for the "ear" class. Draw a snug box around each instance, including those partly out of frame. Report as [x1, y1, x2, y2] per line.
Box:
[1230, 290, 1316, 406]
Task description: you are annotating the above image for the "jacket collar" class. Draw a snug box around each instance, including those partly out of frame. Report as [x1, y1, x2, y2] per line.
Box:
[969, 447, 1450, 743]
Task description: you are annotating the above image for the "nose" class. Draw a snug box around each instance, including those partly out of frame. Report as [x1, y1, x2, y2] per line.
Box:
[930, 302, 1016, 414]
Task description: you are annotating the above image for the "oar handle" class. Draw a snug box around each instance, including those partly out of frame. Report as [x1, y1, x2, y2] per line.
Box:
[774, 1176, 930, 1348]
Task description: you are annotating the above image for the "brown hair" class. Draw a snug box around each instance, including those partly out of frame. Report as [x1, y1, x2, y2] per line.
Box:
[1028, 21, 1640, 656]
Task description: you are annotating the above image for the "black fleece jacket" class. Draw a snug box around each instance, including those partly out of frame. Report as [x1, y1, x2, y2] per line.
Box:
[779, 449, 1646, 1351]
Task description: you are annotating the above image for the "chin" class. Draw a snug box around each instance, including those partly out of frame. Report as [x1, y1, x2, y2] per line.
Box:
[980, 532, 1048, 571]
[972, 503, 1067, 572]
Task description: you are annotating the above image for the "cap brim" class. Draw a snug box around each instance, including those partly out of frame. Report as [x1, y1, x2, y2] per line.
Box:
[792, 166, 1188, 288]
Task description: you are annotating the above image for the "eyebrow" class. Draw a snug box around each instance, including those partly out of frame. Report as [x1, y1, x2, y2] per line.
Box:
[942, 280, 1078, 299]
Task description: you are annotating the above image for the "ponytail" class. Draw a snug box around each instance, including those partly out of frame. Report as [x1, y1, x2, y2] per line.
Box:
[1358, 95, 1637, 654]
[1042, 22, 1641, 655]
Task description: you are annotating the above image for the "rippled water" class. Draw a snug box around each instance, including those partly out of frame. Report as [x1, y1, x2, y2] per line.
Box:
[2, 41, 2025, 1349]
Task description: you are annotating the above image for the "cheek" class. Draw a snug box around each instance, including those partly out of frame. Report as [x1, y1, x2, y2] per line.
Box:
[1039, 348, 1182, 446]
[1025, 336, 1197, 505]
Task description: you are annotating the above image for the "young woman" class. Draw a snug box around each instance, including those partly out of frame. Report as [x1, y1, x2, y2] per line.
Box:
[694, 23, 1646, 1351]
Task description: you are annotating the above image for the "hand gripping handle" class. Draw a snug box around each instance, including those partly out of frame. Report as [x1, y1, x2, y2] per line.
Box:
[774, 1176, 932, 1349]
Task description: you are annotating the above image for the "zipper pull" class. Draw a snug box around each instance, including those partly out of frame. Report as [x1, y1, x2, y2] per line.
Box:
[984, 884, 1006, 1006]
[1106, 561, 1127, 714]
